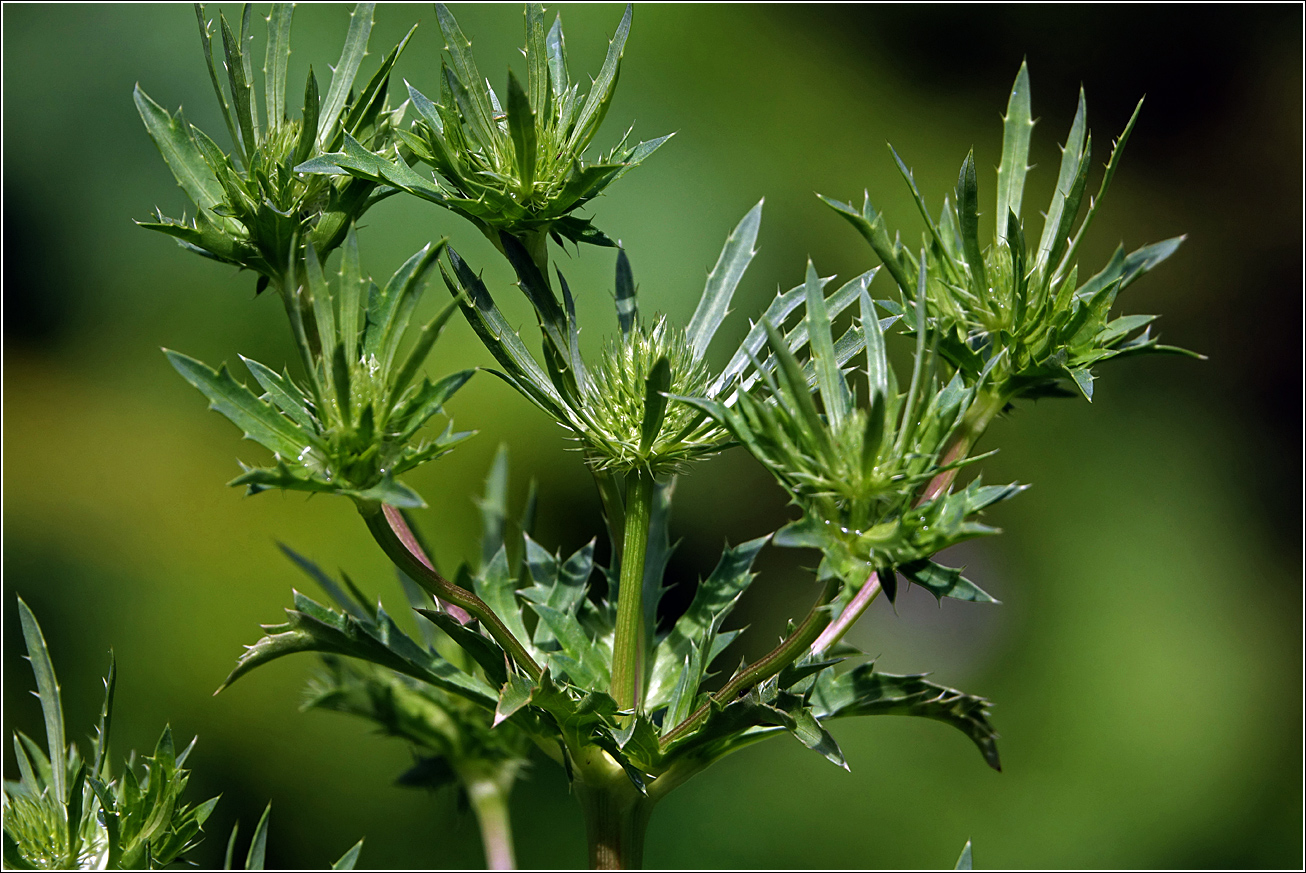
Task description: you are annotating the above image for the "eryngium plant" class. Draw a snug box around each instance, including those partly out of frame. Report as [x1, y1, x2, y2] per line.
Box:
[139, 6, 1198, 867]
[136, 3, 412, 292]
[303, 4, 670, 258]
[684, 259, 1023, 612]
[1, 597, 367, 869]
[4, 600, 216, 870]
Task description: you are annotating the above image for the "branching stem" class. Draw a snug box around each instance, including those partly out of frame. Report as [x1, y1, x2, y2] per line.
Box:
[660, 580, 838, 748]
[361, 502, 542, 681]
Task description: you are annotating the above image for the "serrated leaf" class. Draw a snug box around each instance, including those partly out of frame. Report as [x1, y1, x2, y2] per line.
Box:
[319, 3, 375, 146]
[687, 200, 762, 359]
[494, 673, 534, 726]
[898, 559, 998, 604]
[17, 597, 66, 806]
[566, 4, 632, 153]
[813, 662, 1000, 771]
[167, 349, 314, 460]
[995, 61, 1033, 246]
[134, 86, 223, 212]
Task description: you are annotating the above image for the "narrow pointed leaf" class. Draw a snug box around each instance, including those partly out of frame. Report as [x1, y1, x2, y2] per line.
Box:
[687, 200, 763, 359]
[17, 597, 66, 805]
[804, 259, 848, 429]
[319, 3, 375, 145]
[264, 4, 294, 125]
[245, 803, 271, 870]
[332, 839, 365, 871]
[995, 61, 1033, 245]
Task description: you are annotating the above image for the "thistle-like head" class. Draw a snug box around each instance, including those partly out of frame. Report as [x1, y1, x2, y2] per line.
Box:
[822, 61, 1199, 406]
[137, 3, 413, 292]
[167, 231, 473, 509]
[302, 4, 671, 253]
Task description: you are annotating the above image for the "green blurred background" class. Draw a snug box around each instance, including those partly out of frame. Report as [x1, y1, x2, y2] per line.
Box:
[4, 3, 1301, 868]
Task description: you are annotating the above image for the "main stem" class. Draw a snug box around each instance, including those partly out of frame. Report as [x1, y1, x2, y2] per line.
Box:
[464, 771, 518, 871]
[610, 471, 655, 713]
[574, 750, 654, 870]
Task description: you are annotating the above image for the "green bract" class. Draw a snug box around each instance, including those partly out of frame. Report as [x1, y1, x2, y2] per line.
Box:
[684, 259, 1023, 605]
[301, 4, 670, 254]
[136, 3, 411, 292]
[822, 62, 1200, 404]
[166, 230, 473, 509]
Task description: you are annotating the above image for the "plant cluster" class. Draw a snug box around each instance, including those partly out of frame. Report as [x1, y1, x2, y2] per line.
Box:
[2, 600, 364, 870]
[99, 3, 1197, 868]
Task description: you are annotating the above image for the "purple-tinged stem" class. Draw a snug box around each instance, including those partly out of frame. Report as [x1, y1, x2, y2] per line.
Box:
[811, 571, 880, 655]
[383, 504, 474, 625]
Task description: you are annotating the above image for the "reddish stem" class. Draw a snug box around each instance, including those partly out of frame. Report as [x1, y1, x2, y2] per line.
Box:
[811, 571, 880, 655]
[382, 504, 474, 625]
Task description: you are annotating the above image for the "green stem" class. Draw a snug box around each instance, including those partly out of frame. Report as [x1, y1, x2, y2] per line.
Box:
[464, 771, 518, 871]
[574, 749, 654, 870]
[360, 502, 542, 681]
[610, 471, 655, 712]
[660, 580, 838, 749]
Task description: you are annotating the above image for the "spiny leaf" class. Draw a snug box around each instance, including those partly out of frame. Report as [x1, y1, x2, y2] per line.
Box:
[263, 4, 294, 126]
[898, 559, 998, 604]
[494, 673, 534, 726]
[813, 663, 1001, 771]
[134, 86, 223, 212]
[686, 200, 763, 360]
[995, 60, 1034, 246]
[166, 350, 314, 461]
[319, 3, 375, 146]
[17, 596, 66, 805]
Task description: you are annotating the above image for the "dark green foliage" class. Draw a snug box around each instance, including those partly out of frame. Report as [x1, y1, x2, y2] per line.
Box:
[443, 202, 872, 477]
[684, 261, 1022, 602]
[4, 599, 218, 870]
[166, 233, 473, 507]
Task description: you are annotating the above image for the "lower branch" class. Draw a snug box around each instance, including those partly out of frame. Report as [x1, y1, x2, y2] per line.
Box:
[660, 579, 838, 748]
[463, 769, 519, 871]
[359, 501, 542, 681]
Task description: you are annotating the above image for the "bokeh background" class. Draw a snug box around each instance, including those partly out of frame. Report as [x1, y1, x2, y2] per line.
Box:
[4, 3, 1301, 868]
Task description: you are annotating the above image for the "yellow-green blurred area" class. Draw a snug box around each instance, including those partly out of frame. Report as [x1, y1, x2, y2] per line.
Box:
[3, 3, 1301, 868]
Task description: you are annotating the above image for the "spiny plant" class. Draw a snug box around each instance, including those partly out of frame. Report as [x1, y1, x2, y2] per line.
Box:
[136, 3, 413, 293]
[303, 3, 670, 265]
[1, 599, 364, 871]
[134, 4, 1196, 868]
